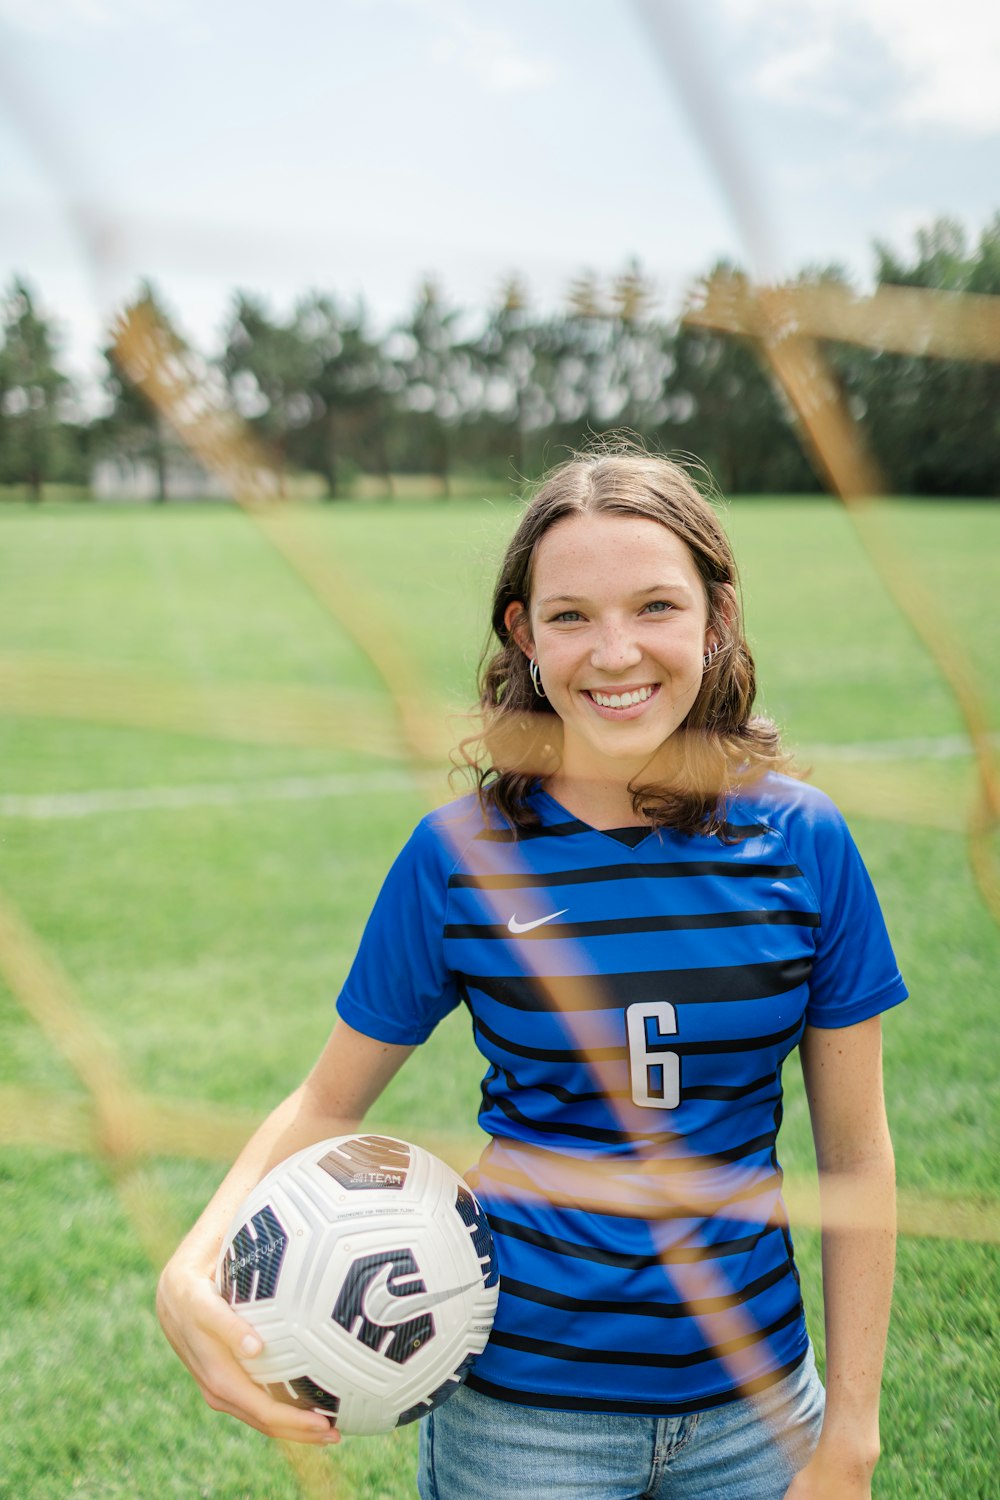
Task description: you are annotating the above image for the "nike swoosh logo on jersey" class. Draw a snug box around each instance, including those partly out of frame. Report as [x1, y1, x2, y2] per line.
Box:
[507, 909, 569, 934]
[361, 1264, 482, 1327]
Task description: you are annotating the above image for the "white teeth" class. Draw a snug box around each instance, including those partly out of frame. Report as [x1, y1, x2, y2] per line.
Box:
[591, 686, 654, 708]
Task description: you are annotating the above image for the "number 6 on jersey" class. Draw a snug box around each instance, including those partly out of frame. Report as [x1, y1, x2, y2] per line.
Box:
[625, 1001, 680, 1109]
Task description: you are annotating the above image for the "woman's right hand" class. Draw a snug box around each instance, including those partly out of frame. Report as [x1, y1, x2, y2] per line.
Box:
[156, 1252, 341, 1445]
[153, 1024, 415, 1444]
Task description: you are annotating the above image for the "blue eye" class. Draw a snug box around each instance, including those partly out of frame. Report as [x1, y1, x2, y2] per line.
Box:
[643, 600, 672, 614]
[552, 610, 583, 622]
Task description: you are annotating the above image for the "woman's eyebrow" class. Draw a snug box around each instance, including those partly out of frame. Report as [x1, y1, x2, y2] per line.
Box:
[537, 582, 693, 607]
[634, 581, 694, 597]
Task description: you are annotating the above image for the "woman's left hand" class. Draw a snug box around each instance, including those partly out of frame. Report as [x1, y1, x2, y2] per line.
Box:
[783, 1444, 878, 1498]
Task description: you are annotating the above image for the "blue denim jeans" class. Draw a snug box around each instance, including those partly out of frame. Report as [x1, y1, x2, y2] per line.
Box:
[418, 1345, 824, 1500]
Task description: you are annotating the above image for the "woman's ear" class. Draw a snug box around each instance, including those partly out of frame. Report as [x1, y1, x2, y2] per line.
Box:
[707, 582, 738, 651]
[503, 600, 533, 657]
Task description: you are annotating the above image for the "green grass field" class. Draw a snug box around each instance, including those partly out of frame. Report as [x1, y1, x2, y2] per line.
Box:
[1, 497, 997, 1499]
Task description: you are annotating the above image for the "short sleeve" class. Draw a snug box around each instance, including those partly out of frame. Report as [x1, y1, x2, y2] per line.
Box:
[788, 794, 908, 1029]
[336, 817, 460, 1045]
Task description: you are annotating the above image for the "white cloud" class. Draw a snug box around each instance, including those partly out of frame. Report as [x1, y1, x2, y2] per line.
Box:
[749, 29, 853, 119]
[403, 0, 555, 95]
[0, 0, 161, 35]
[720, 0, 1000, 135]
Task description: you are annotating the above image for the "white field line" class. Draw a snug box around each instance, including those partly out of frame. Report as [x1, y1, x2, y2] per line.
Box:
[0, 770, 441, 820]
[0, 734, 992, 821]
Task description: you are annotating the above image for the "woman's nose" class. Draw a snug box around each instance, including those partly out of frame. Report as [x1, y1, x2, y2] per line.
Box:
[590, 622, 643, 673]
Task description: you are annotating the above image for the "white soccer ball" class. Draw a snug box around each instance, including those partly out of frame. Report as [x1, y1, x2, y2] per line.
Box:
[216, 1134, 499, 1435]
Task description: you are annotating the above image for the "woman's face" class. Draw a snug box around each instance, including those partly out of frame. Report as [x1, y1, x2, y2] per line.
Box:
[507, 511, 714, 786]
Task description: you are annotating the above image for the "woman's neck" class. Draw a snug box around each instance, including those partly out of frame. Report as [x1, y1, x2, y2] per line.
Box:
[543, 772, 647, 831]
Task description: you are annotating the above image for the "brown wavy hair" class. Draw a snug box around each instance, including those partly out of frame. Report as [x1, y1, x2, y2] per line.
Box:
[459, 441, 793, 837]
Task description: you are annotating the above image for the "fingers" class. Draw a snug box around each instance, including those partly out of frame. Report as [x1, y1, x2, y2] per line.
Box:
[200, 1353, 341, 1445]
[157, 1262, 341, 1445]
[191, 1276, 264, 1360]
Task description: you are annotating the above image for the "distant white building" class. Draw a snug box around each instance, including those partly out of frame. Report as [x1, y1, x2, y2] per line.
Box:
[91, 448, 233, 502]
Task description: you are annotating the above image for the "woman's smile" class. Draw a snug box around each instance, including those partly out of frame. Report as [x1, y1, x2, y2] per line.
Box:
[583, 682, 660, 716]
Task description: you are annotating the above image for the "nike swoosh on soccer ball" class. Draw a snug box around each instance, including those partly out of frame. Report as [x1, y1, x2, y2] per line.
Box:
[506, 909, 569, 934]
[361, 1264, 483, 1327]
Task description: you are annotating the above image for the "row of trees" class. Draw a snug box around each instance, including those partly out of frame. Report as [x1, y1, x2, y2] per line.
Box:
[2, 216, 998, 500]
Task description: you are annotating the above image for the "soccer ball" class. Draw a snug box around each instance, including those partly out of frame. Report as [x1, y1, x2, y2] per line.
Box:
[216, 1134, 499, 1435]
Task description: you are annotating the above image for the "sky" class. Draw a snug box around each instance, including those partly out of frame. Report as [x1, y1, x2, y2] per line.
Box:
[1, 0, 998, 397]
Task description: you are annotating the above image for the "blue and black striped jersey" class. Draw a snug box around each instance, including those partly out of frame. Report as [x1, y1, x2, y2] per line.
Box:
[337, 774, 906, 1415]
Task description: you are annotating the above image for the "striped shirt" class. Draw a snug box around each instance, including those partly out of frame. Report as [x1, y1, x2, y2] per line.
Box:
[337, 774, 906, 1415]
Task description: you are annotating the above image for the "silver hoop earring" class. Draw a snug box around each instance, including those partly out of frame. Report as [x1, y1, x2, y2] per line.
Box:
[529, 658, 546, 698]
[702, 641, 720, 670]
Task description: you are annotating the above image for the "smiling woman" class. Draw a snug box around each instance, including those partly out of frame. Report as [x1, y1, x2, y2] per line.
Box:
[468, 445, 791, 836]
[157, 443, 906, 1500]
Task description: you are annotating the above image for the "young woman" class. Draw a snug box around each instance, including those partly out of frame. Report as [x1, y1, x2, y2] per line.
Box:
[158, 448, 905, 1499]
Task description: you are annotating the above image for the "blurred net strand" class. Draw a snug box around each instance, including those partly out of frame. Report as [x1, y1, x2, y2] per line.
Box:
[429, 772, 900, 1449]
[2, 1081, 996, 1247]
[0, 890, 136, 1163]
[0, 643, 981, 833]
[278, 1444, 342, 1500]
[0, 1082, 259, 1160]
[0, 651, 413, 761]
[685, 274, 1000, 363]
[112, 303, 448, 767]
[632, 0, 999, 922]
[0, 882, 346, 1497]
[682, 271, 1000, 921]
[437, 844, 790, 1405]
[630, 0, 781, 281]
[251, 507, 447, 764]
[0, 887, 188, 1268]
